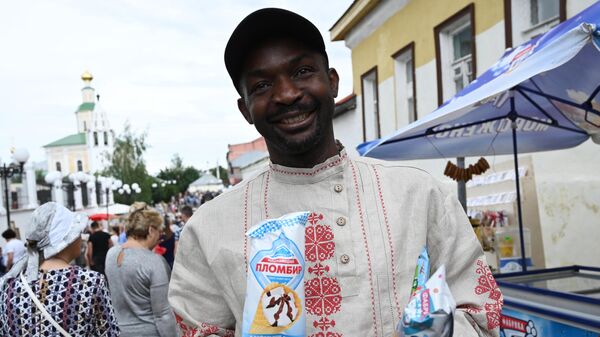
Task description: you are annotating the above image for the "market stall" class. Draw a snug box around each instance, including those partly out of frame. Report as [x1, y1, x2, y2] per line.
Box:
[358, 2, 600, 335]
[359, 2, 600, 271]
[496, 266, 600, 335]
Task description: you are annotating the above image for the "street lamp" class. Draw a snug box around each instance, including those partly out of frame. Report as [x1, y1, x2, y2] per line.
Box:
[0, 148, 30, 226]
[117, 182, 142, 201]
[45, 171, 85, 210]
[97, 177, 122, 221]
[151, 179, 176, 205]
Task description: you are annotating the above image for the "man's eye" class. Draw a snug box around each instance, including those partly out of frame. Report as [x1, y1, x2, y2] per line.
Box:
[252, 82, 271, 94]
[295, 67, 314, 78]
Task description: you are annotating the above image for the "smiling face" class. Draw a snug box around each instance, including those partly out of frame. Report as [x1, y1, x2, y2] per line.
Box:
[237, 38, 339, 166]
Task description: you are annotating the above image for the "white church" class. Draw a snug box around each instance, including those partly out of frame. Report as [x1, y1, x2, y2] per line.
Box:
[1, 72, 122, 238]
[44, 71, 114, 174]
[40, 71, 122, 212]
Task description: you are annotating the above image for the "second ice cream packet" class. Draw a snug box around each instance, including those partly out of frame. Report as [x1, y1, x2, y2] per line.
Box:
[242, 211, 309, 337]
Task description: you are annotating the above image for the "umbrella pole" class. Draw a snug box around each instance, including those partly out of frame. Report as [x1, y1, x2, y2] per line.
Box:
[457, 157, 467, 212]
[511, 119, 528, 272]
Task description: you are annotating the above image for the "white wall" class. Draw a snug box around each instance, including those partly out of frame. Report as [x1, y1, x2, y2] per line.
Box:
[532, 141, 600, 268]
[567, 0, 597, 18]
[475, 21, 507, 76]
[333, 98, 363, 156]
[415, 60, 439, 120]
[378, 77, 396, 136]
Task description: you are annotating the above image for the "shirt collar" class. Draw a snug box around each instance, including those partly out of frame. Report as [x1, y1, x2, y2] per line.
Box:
[269, 142, 348, 184]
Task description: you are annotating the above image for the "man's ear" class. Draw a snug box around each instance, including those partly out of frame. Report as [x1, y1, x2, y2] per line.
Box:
[328, 68, 339, 99]
[237, 98, 254, 125]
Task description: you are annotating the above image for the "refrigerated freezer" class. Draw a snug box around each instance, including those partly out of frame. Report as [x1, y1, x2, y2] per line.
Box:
[495, 265, 600, 336]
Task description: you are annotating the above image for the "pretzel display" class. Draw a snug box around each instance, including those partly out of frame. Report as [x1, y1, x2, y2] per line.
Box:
[443, 157, 490, 182]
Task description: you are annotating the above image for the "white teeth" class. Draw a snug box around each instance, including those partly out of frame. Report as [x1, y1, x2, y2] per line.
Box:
[281, 112, 309, 124]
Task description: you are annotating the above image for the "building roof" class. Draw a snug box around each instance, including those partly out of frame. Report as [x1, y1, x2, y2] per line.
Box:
[76, 102, 95, 113]
[334, 93, 357, 118]
[330, 0, 379, 41]
[190, 174, 223, 186]
[230, 150, 269, 169]
[227, 136, 267, 162]
[44, 133, 86, 148]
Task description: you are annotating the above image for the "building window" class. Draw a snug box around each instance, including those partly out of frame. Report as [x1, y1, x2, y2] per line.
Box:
[361, 67, 380, 141]
[530, 0, 559, 25]
[56, 162, 62, 172]
[505, 0, 562, 48]
[94, 131, 98, 146]
[104, 131, 108, 145]
[435, 4, 476, 105]
[83, 121, 87, 131]
[451, 24, 473, 93]
[393, 43, 417, 127]
[77, 160, 83, 172]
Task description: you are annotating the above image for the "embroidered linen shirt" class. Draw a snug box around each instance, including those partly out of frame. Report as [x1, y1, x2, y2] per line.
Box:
[169, 149, 503, 337]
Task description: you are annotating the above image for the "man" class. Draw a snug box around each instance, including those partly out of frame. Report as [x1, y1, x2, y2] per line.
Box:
[1, 229, 25, 272]
[170, 8, 502, 336]
[173, 206, 193, 255]
[86, 221, 112, 275]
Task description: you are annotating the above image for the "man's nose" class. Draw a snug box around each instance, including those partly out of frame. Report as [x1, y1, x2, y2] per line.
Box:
[272, 76, 302, 105]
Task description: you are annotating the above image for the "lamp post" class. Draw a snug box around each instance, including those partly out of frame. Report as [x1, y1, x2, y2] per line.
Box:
[45, 171, 85, 210]
[117, 182, 142, 204]
[98, 177, 122, 221]
[151, 179, 176, 205]
[69, 171, 90, 210]
[0, 148, 30, 226]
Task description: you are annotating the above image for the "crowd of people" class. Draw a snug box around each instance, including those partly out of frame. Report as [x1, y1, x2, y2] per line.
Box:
[0, 193, 208, 336]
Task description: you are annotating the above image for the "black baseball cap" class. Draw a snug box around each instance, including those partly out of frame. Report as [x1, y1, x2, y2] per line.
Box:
[224, 8, 328, 95]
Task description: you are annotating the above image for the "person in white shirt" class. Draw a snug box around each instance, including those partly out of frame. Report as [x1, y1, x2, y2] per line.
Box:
[2, 229, 26, 271]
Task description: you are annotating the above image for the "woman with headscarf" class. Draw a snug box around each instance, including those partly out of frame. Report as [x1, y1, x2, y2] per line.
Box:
[104, 202, 176, 337]
[0, 202, 120, 336]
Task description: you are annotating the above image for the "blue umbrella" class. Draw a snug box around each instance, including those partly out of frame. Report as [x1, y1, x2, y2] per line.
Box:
[359, 2, 600, 271]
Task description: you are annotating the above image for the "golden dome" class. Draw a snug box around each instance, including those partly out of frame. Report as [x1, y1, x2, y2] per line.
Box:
[81, 71, 93, 81]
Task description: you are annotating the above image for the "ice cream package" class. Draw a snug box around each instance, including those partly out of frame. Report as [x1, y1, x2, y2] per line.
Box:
[242, 211, 309, 337]
[397, 248, 456, 337]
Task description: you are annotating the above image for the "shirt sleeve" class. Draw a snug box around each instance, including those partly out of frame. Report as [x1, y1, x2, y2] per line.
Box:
[150, 257, 178, 337]
[93, 274, 121, 337]
[428, 191, 503, 337]
[168, 219, 235, 337]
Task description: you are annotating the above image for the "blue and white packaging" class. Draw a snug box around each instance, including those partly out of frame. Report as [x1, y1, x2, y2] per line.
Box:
[242, 212, 309, 337]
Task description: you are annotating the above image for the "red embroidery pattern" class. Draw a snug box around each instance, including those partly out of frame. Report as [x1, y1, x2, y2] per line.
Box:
[309, 332, 343, 337]
[269, 152, 348, 176]
[308, 263, 330, 276]
[313, 316, 336, 330]
[305, 212, 343, 336]
[470, 259, 504, 330]
[263, 171, 270, 218]
[306, 277, 342, 316]
[243, 183, 249, 273]
[175, 313, 235, 337]
[372, 166, 402, 320]
[308, 213, 324, 225]
[349, 161, 378, 337]
[306, 224, 335, 262]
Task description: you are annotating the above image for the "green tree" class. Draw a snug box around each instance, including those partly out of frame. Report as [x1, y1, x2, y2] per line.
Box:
[156, 154, 200, 202]
[102, 122, 153, 204]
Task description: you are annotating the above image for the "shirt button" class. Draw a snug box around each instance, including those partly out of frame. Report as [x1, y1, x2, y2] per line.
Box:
[340, 254, 350, 264]
[336, 217, 346, 226]
[334, 184, 343, 193]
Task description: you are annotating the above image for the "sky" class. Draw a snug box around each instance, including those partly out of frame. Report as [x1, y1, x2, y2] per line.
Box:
[0, 0, 354, 174]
